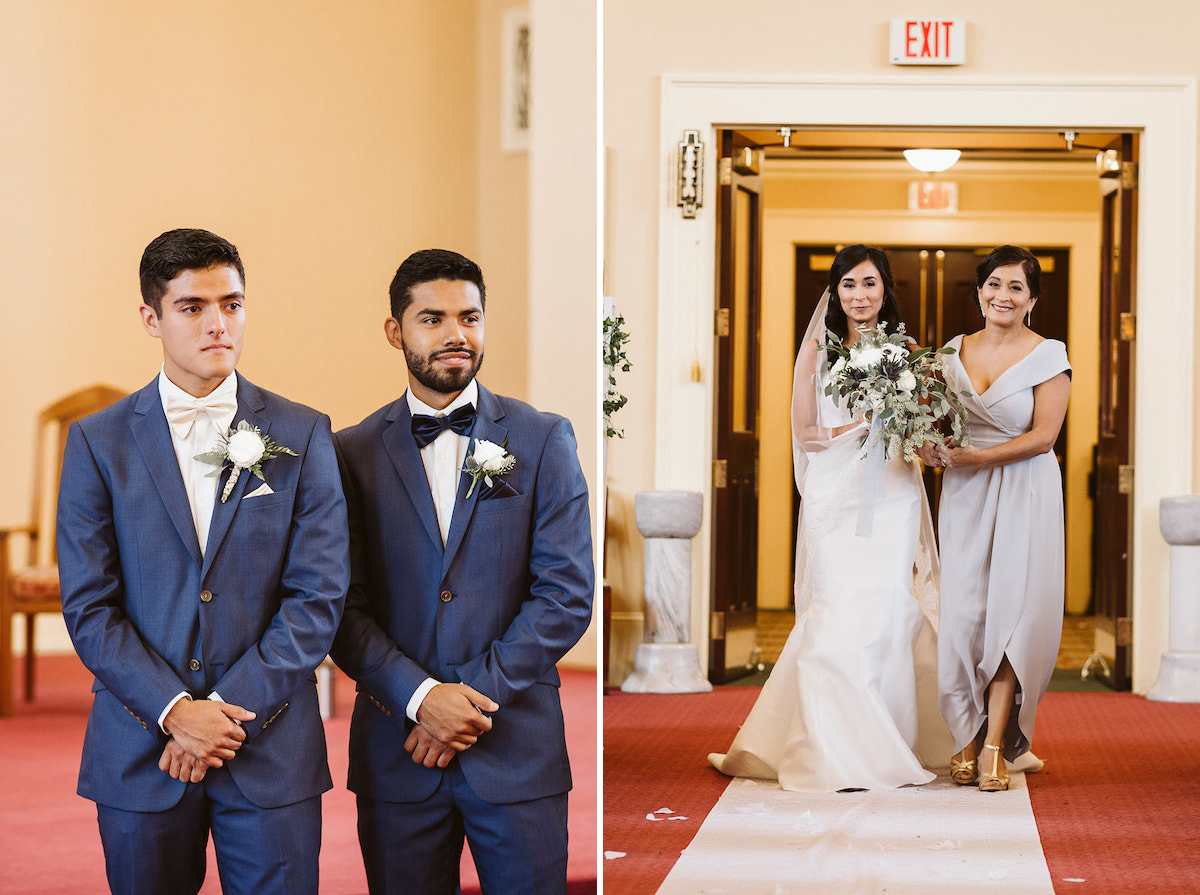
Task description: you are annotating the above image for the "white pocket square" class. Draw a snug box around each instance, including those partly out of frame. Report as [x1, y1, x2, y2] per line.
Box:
[244, 482, 274, 499]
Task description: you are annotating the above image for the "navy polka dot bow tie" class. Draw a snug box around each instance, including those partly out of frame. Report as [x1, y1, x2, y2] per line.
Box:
[411, 404, 477, 448]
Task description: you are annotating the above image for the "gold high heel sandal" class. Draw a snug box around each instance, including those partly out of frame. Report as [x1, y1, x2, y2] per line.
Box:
[950, 748, 978, 785]
[950, 731, 984, 785]
[978, 743, 1010, 792]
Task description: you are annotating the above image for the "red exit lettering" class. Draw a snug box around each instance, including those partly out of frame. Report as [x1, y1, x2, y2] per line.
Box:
[917, 182, 945, 209]
[909, 181, 959, 213]
[905, 20, 954, 58]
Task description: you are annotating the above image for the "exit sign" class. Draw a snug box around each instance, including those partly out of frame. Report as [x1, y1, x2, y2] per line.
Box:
[889, 19, 966, 65]
[909, 181, 959, 213]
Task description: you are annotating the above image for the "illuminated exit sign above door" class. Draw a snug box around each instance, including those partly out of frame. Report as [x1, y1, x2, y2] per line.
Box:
[889, 19, 966, 65]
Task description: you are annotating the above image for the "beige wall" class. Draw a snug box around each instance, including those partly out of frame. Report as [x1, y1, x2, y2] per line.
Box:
[2, 1, 600, 670]
[528, 0, 601, 667]
[603, 0, 1200, 691]
[476, 0, 532, 401]
[0, 2, 491, 440]
[1, 1, 478, 524]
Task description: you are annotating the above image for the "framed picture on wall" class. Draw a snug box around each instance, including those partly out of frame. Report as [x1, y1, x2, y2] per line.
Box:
[501, 7, 530, 153]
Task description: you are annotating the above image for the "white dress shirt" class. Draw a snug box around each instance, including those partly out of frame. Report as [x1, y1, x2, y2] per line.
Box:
[156, 367, 239, 731]
[404, 380, 478, 722]
[158, 368, 239, 556]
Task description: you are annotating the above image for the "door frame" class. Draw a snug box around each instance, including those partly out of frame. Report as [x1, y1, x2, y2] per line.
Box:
[709, 130, 765, 683]
[653, 75, 1195, 693]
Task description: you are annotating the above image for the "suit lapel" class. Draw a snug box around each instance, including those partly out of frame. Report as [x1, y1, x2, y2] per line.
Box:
[130, 380, 203, 568]
[381, 400, 444, 553]
[442, 386, 508, 576]
[201, 378, 268, 580]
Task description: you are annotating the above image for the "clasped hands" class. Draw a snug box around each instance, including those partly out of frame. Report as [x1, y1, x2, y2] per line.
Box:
[156, 682, 500, 780]
[917, 435, 976, 469]
[158, 697, 256, 783]
[407, 683, 499, 769]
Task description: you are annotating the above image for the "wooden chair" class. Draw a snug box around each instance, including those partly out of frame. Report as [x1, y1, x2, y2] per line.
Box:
[0, 385, 125, 716]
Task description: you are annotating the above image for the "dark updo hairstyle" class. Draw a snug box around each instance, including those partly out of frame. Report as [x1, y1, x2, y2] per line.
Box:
[825, 244, 902, 356]
[975, 245, 1041, 300]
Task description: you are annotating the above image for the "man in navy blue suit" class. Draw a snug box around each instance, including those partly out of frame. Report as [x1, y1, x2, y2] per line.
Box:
[331, 249, 594, 894]
[56, 228, 349, 895]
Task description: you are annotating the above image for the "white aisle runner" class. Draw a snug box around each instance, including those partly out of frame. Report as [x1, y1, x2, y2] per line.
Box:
[656, 771, 1056, 894]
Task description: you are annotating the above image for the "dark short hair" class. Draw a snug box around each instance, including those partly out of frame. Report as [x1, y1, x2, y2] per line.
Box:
[976, 245, 1041, 298]
[389, 249, 486, 320]
[824, 244, 903, 345]
[139, 229, 245, 316]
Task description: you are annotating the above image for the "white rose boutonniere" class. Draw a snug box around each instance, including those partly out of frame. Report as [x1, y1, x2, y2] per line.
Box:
[196, 420, 299, 502]
[463, 438, 516, 498]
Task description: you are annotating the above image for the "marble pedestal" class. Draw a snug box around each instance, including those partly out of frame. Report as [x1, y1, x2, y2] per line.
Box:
[621, 490, 712, 693]
[1148, 496, 1200, 702]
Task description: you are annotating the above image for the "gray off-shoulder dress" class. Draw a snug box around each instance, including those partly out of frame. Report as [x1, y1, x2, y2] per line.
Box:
[937, 335, 1072, 760]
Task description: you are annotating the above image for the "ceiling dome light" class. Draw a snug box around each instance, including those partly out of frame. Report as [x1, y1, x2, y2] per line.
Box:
[903, 149, 961, 173]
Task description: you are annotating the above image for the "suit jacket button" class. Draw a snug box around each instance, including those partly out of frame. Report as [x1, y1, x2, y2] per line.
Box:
[189, 658, 201, 672]
[200, 590, 213, 603]
[439, 590, 452, 603]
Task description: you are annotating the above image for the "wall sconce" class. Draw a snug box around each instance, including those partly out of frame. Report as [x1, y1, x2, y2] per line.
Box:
[903, 148, 961, 173]
[677, 130, 704, 219]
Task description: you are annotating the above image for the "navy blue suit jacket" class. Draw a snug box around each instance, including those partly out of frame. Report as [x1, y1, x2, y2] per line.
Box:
[330, 384, 593, 805]
[57, 376, 349, 811]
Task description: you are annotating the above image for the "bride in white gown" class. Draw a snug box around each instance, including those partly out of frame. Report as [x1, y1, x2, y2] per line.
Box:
[709, 245, 950, 792]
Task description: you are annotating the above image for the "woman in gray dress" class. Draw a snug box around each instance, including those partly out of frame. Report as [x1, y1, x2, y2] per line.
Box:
[921, 245, 1071, 792]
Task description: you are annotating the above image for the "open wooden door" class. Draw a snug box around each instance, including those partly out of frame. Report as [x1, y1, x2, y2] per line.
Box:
[709, 130, 763, 684]
[1089, 133, 1138, 690]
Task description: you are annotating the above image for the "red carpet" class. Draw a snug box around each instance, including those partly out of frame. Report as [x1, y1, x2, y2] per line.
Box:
[0, 654, 596, 894]
[1028, 691, 1200, 895]
[603, 687, 1200, 895]
[602, 689, 759, 894]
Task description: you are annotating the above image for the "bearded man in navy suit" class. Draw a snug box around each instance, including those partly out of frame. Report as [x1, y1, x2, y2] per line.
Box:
[56, 228, 349, 895]
[330, 249, 594, 894]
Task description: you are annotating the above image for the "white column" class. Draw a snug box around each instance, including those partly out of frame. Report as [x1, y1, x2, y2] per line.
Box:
[621, 490, 712, 693]
[1147, 496, 1200, 702]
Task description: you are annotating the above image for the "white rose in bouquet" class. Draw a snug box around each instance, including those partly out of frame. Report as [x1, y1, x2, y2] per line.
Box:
[850, 346, 883, 370]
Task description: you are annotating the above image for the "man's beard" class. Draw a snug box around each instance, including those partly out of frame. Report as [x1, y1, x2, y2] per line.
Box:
[404, 346, 484, 395]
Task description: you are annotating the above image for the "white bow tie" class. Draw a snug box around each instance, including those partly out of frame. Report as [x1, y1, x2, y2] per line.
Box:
[164, 393, 237, 440]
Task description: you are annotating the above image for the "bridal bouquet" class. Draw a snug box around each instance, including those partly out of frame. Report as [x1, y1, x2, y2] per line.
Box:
[820, 323, 969, 461]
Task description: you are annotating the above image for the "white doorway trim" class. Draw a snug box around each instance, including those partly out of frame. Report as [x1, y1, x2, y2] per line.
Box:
[654, 75, 1195, 693]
